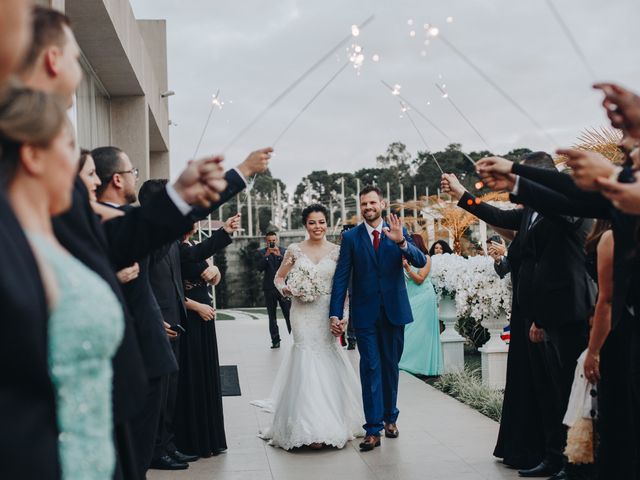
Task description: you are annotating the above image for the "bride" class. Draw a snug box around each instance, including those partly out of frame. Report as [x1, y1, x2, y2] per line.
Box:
[251, 203, 364, 450]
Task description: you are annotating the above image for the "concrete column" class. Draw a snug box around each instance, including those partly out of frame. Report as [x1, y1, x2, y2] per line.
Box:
[150, 151, 170, 179]
[111, 96, 150, 181]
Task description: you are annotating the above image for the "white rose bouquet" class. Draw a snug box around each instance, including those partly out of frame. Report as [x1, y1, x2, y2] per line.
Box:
[286, 265, 325, 303]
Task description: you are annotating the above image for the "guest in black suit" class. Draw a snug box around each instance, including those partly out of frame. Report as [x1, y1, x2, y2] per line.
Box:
[174, 216, 239, 457]
[257, 231, 291, 348]
[442, 153, 592, 479]
[93, 146, 181, 477]
[476, 149, 640, 479]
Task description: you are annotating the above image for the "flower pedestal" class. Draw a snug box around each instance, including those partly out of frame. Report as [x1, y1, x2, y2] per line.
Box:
[478, 311, 509, 389]
[439, 295, 465, 374]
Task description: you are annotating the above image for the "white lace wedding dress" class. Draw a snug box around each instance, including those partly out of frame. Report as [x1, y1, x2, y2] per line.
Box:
[250, 243, 364, 449]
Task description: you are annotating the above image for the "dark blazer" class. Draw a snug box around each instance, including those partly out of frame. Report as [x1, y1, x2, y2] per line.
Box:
[0, 192, 60, 480]
[110, 204, 178, 380]
[52, 178, 195, 423]
[509, 163, 640, 327]
[458, 190, 592, 328]
[257, 246, 287, 291]
[150, 230, 233, 328]
[329, 223, 427, 328]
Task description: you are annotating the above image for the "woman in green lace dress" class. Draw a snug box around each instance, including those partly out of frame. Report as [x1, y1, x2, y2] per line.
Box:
[399, 234, 443, 376]
[0, 86, 124, 479]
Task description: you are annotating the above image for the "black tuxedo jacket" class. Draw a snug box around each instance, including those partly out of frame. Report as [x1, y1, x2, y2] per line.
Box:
[509, 163, 640, 327]
[150, 229, 233, 327]
[0, 192, 60, 479]
[52, 178, 195, 423]
[459, 191, 592, 328]
[107, 204, 178, 380]
[257, 246, 287, 291]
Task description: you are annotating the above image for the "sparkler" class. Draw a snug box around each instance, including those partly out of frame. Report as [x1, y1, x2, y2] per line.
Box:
[435, 83, 491, 151]
[438, 34, 557, 146]
[193, 89, 222, 159]
[545, 0, 597, 80]
[381, 80, 450, 140]
[222, 14, 375, 152]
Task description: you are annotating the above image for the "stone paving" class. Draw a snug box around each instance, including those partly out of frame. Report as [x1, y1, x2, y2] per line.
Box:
[148, 316, 520, 480]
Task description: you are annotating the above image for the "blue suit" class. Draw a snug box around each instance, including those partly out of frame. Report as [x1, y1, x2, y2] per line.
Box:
[329, 222, 426, 435]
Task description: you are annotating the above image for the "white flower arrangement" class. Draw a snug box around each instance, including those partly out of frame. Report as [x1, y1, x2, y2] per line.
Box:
[286, 265, 327, 303]
[430, 253, 512, 320]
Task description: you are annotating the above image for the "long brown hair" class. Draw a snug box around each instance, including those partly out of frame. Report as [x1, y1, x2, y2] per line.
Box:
[0, 85, 68, 185]
[411, 234, 429, 255]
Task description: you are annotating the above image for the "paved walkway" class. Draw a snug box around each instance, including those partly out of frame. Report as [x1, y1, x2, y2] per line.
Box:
[148, 317, 520, 480]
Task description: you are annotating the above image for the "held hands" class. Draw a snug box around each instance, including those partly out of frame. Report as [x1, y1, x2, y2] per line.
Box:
[475, 157, 516, 191]
[593, 83, 640, 140]
[223, 213, 242, 234]
[383, 214, 406, 245]
[329, 316, 346, 337]
[173, 155, 227, 207]
[557, 148, 616, 191]
[439, 173, 466, 200]
[237, 147, 273, 178]
[116, 262, 140, 284]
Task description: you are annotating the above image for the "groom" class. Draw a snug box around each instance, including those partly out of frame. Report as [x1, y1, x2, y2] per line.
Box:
[329, 185, 426, 451]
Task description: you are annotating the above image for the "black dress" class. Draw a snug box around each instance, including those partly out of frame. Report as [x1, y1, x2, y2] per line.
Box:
[173, 241, 227, 456]
[491, 235, 545, 469]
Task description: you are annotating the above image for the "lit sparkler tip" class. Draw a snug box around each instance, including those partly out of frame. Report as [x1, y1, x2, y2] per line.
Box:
[391, 84, 402, 96]
[420, 50, 427, 57]
[475, 181, 484, 190]
[372, 53, 380, 62]
[407, 19, 414, 26]
[409, 30, 416, 37]
[351, 25, 360, 37]
[354, 45, 362, 53]
[427, 26, 440, 37]
[446, 16, 454, 23]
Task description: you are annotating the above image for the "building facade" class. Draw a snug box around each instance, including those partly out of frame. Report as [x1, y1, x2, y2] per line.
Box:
[38, 0, 171, 181]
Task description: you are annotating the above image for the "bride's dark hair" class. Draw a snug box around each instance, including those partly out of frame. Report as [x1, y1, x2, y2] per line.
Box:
[301, 203, 328, 224]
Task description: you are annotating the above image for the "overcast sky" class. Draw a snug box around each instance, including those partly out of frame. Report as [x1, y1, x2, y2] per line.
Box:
[130, 0, 640, 194]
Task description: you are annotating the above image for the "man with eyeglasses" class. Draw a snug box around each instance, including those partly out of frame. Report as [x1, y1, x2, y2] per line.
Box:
[94, 146, 140, 205]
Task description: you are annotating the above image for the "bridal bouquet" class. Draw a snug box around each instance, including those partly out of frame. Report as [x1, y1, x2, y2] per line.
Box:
[286, 265, 325, 303]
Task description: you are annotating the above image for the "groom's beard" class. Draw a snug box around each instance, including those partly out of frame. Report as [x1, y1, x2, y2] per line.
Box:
[363, 210, 381, 222]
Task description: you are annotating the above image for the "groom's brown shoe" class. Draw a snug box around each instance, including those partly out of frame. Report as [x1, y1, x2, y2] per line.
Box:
[384, 423, 399, 438]
[359, 435, 381, 452]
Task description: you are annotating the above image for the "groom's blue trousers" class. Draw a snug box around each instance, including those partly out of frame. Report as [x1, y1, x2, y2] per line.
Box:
[355, 307, 405, 436]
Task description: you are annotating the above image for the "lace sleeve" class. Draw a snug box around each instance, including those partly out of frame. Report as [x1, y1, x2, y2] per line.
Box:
[274, 246, 296, 296]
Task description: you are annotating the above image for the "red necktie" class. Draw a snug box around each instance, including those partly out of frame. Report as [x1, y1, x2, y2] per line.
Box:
[372, 230, 380, 251]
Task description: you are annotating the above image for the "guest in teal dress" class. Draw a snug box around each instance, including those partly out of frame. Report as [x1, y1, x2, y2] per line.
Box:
[399, 234, 443, 376]
[0, 87, 124, 480]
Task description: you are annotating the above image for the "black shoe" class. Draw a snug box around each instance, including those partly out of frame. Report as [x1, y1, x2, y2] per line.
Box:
[149, 455, 189, 470]
[168, 450, 199, 463]
[271, 341, 280, 349]
[347, 340, 356, 350]
[548, 470, 568, 480]
[518, 460, 562, 477]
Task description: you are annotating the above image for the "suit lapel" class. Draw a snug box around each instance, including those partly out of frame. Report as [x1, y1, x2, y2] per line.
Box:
[359, 223, 378, 266]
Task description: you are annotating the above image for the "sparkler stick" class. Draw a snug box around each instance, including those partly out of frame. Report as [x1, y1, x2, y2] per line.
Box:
[438, 34, 557, 145]
[193, 89, 221, 159]
[435, 83, 491, 151]
[381, 80, 450, 140]
[223, 14, 375, 152]
[545, 0, 597, 81]
[272, 60, 350, 147]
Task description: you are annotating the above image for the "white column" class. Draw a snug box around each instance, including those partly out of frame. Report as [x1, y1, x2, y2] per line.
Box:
[340, 177, 346, 225]
[356, 178, 361, 223]
[247, 189, 253, 237]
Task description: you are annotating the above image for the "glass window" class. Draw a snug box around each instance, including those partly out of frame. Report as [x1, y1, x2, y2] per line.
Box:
[76, 54, 111, 149]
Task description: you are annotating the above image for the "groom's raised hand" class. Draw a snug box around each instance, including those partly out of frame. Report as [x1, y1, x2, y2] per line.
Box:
[383, 214, 406, 245]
